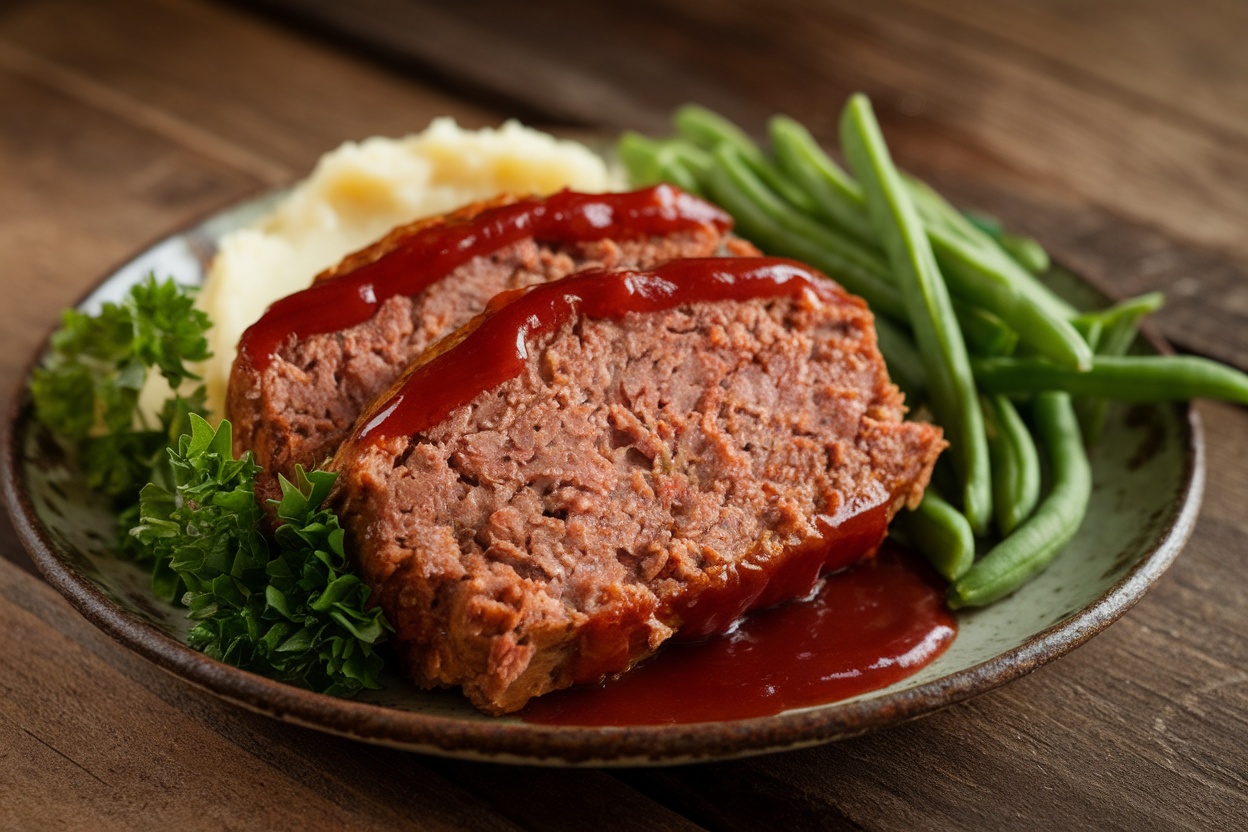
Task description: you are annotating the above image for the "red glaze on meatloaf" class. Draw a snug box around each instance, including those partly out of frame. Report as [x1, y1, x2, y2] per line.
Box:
[331, 258, 946, 715]
[227, 186, 753, 506]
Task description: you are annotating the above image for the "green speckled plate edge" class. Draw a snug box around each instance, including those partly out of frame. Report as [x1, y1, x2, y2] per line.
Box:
[1, 189, 1204, 766]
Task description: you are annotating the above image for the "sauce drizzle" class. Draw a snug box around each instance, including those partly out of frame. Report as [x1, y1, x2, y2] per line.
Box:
[236, 185, 732, 372]
[667, 495, 892, 640]
[353, 256, 853, 444]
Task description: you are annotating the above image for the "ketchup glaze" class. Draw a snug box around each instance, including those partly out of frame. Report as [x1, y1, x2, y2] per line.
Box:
[665, 495, 892, 641]
[523, 545, 956, 726]
[561, 497, 894, 686]
[352, 256, 854, 444]
[236, 185, 732, 372]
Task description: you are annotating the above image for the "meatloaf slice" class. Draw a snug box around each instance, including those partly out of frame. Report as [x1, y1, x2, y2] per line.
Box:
[331, 258, 945, 715]
[227, 185, 752, 506]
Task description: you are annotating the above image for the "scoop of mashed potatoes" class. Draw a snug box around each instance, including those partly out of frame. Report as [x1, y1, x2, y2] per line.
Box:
[196, 118, 611, 416]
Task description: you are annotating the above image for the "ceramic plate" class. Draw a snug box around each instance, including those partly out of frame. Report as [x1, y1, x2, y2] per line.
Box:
[2, 190, 1204, 765]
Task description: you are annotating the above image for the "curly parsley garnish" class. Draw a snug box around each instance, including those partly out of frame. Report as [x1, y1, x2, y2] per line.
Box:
[30, 275, 209, 550]
[33, 277, 389, 696]
[133, 416, 390, 696]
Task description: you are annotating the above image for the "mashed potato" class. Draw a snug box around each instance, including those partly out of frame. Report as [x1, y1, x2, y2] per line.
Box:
[196, 118, 611, 417]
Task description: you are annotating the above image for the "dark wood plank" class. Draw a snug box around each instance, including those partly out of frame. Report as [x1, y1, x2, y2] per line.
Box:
[897, 0, 1248, 144]
[238, 0, 738, 135]
[0, 0, 494, 174]
[0, 65, 255, 369]
[426, 760, 705, 832]
[0, 26, 252, 573]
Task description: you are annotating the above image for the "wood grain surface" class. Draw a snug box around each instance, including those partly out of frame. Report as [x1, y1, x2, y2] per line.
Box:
[2, 0, 1246, 829]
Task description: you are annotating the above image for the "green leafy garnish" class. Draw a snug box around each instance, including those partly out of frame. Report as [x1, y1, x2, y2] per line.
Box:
[32, 277, 388, 696]
[132, 415, 390, 696]
[30, 275, 210, 552]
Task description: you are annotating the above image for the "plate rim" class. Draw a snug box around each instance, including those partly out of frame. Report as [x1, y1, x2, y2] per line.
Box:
[0, 199, 1207, 766]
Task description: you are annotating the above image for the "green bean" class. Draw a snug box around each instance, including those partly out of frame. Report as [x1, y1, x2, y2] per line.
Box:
[769, 115, 877, 245]
[657, 156, 704, 197]
[617, 131, 665, 187]
[878, 308, 1015, 396]
[925, 229, 1091, 369]
[973, 354, 1248, 404]
[765, 116, 1088, 369]
[1071, 317, 1104, 353]
[673, 104, 817, 213]
[949, 393, 1091, 608]
[673, 104, 760, 160]
[676, 107, 1083, 369]
[704, 145, 909, 320]
[1072, 292, 1164, 357]
[662, 139, 715, 182]
[877, 310, 1013, 396]
[982, 394, 1041, 536]
[617, 132, 710, 196]
[965, 211, 1051, 275]
[874, 316, 927, 402]
[1072, 292, 1167, 441]
[673, 106, 1080, 340]
[893, 491, 976, 581]
[905, 177, 1078, 322]
[955, 303, 1018, 357]
[1000, 235, 1050, 276]
[674, 143, 714, 180]
[963, 212, 999, 236]
[771, 113, 1048, 289]
[741, 152, 819, 214]
[1068, 310, 1106, 440]
[711, 146, 890, 281]
[840, 94, 993, 535]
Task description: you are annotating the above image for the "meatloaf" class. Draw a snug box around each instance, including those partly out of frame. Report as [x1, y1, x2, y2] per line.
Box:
[227, 185, 753, 505]
[330, 257, 946, 715]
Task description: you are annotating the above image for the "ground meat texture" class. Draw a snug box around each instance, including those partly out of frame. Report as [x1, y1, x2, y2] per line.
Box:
[226, 193, 752, 507]
[331, 284, 945, 715]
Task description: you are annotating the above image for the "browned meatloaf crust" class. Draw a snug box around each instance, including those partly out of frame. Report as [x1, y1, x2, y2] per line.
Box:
[330, 263, 945, 715]
[227, 192, 754, 506]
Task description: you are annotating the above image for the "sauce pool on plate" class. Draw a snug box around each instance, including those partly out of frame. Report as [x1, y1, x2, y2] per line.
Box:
[521, 545, 956, 726]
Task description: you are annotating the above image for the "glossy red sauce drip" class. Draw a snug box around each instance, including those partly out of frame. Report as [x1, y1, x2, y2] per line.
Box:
[522, 545, 956, 726]
[237, 185, 732, 371]
[669, 497, 892, 640]
[564, 498, 892, 684]
[354, 256, 850, 443]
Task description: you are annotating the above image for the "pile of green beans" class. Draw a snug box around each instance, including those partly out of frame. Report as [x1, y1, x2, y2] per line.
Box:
[618, 96, 1248, 609]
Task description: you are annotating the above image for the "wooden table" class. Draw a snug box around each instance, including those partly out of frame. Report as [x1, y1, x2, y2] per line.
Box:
[2, 0, 1246, 827]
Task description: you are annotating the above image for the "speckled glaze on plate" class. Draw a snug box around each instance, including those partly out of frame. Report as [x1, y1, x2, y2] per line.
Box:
[2, 190, 1204, 766]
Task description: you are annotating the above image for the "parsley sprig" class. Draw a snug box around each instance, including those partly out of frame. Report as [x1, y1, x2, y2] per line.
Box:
[133, 416, 390, 696]
[32, 276, 389, 696]
[30, 275, 209, 549]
